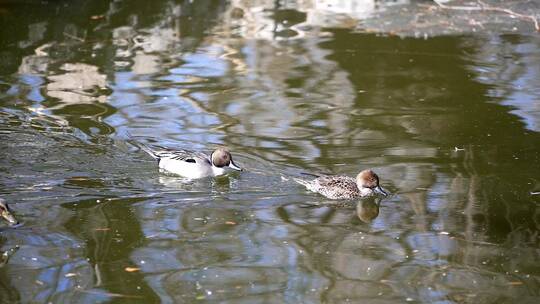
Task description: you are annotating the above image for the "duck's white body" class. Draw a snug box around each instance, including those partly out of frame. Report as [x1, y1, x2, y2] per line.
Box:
[157, 151, 225, 179]
[128, 134, 242, 179]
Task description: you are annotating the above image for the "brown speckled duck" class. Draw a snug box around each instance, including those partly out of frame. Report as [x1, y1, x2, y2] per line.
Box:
[294, 170, 387, 200]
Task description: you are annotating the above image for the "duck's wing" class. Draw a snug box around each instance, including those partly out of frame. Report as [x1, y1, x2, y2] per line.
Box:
[316, 175, 356, 187]
[294, 175, 354, 190]
[126, 132, 210, 164]
[152, 147, 210, 164]
[314, 176, 360, 199]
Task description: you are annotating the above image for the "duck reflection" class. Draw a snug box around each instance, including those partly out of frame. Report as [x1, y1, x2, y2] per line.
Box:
[157, 174, 236, 193]
[0, 198, 19, 269]
[0, 246, 19, 268]
[0, 242, 19, 302]
[356, 197, 381, 223]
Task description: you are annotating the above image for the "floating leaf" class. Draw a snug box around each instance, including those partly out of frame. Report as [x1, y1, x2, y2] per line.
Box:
[125, 267, 140, 272]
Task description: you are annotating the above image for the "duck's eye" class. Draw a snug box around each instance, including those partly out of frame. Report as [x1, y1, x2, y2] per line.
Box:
[185, 159, 196, 163]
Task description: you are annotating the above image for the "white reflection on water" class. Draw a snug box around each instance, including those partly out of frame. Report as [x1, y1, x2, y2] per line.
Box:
[466, 34, 540, 132]
[47, 63, 108, 103]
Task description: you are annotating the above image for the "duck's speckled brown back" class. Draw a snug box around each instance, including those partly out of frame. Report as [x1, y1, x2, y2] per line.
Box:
[310, 176, 361, 200]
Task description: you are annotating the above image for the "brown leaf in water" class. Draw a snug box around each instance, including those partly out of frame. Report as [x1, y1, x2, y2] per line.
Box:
[125, 267, 140, 272]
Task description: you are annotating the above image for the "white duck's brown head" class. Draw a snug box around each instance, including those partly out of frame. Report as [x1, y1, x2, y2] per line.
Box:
[211, 148, 242, 171]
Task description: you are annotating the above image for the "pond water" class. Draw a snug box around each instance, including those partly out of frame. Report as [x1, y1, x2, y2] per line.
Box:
[1, 0, 540, 303]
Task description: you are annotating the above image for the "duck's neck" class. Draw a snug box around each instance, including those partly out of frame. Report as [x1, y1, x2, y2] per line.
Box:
[212, 166, 226, 176]
[360, 187, 374, 196]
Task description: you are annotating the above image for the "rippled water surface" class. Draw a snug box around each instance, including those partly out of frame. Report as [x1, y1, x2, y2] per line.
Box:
[1, 1, 540, 303]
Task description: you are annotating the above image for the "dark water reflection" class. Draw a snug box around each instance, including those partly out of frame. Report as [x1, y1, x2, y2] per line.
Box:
[1, 0, 540, 303]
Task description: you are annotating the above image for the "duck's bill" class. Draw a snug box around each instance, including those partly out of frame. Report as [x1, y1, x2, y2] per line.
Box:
[228, 161, 243, 171]
[375, 185, 388, 196]
[1, 210, 18, 225]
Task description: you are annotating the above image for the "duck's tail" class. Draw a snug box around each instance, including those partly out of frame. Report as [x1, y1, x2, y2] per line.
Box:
[125, 131, 159, 160]
[300, 172, 321, 178]
[293, 177, 311, 188]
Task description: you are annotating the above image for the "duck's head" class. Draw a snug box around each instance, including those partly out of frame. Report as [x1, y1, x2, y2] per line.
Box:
[0, 199, 18, 225]
[356, 170, 387, 196]
[211, 148, 242, 171]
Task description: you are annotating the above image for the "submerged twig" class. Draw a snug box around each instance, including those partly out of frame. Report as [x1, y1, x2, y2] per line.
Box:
[76, 289, 143, 299]
[429, 0, 540, 32]
[63, 32, 85, 42]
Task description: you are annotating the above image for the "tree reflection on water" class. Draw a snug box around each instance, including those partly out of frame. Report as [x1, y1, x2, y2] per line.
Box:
[0, 0, 539, 302]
